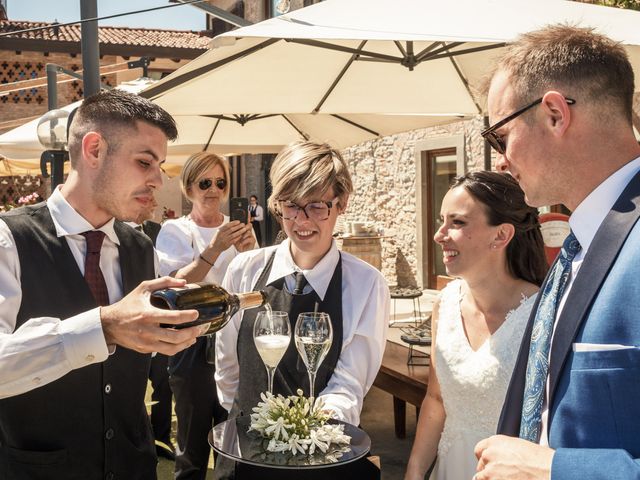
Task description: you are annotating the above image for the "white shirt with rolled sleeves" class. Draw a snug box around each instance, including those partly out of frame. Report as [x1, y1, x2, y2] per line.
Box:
[215, 238, 389, 426]
[0, 188, 122, 399]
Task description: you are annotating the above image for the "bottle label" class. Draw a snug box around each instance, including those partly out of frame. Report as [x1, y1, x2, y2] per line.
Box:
[166, 282, 204, 292]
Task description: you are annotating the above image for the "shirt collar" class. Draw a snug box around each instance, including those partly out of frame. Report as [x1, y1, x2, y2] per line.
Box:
[570, 156, 640, 255]
[47, 187, 120, 245]
[266, 238, 340, 301]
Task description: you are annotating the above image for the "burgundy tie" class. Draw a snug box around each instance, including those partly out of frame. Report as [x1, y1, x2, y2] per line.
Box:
[82, 231, 110, 306]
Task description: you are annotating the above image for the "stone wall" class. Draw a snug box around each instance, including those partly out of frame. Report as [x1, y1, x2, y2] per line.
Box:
[341, 115, 487, 287]
[340, 97, 639, 288]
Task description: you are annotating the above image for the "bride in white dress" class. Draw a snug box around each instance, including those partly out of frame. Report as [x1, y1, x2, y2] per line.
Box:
[405, 171, 548, 480]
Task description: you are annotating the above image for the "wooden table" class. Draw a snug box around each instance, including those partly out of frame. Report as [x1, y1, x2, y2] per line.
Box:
[373, 340, 429, 438]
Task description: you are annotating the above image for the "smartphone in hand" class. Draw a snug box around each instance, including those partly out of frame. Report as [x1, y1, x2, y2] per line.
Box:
[230, 197, 249, 224]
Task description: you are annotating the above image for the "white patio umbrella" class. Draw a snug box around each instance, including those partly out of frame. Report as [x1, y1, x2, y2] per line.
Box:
[167, 112, 466, 156]
[0, 79, 166, 176]
[0, 82, 465, 176]
[141, 0, 640, 117]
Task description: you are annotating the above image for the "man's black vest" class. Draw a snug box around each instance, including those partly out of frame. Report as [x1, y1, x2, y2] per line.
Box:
[0, 203, 157, 480]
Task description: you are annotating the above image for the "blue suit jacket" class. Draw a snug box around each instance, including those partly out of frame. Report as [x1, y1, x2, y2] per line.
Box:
[498, 170, 640, 479]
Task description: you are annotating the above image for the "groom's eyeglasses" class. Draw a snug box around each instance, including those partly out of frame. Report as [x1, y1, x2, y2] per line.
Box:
[481, 96, 576, 155]
[198, 178, 227, 191]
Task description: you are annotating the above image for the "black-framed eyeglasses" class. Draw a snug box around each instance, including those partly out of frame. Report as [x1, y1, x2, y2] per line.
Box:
[198, 177, 227, 191]
[277, 198, 338, 221]
[481, 97, 576, 154]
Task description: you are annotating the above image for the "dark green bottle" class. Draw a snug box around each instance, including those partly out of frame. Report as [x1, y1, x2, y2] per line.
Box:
[151, 283, 266, 335]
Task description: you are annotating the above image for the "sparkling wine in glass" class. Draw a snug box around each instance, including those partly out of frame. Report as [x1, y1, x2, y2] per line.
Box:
[294, 312, 333, 399]
[253, 310, 291, 393]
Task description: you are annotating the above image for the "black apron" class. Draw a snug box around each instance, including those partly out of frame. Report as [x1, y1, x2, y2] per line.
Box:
[214, 252, 379, 480]
[236, 251, 344, 416]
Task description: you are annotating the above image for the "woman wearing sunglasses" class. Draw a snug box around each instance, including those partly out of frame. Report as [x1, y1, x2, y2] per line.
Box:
[214, 141, 389, 479]
[156, 151, 255, 480]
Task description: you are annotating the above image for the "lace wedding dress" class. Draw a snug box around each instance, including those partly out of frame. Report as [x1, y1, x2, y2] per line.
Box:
[430, 279, 536, 480]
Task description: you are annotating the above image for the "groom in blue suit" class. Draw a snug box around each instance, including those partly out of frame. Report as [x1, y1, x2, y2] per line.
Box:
[474, 25, 640, 479]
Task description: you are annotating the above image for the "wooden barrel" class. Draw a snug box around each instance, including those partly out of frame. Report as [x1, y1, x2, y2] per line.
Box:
[339, 236, 382, 270]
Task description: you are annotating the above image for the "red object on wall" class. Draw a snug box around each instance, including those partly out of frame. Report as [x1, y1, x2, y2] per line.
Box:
[539, 212, 571, 265]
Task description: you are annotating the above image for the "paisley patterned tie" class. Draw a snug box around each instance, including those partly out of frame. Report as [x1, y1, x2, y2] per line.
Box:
[520, 231, 581, 442]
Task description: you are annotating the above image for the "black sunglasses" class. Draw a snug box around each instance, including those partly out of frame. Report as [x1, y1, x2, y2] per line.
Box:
[481, 96, 576, 155]
[198, 178, 227, 191]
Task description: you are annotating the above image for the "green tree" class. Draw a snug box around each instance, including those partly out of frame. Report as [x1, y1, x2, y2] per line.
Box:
[593, 0, 640, 10]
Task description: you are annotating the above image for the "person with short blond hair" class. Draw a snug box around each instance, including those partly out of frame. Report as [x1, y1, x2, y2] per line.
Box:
[215, 141, 389, 479]
[266, 141, 353, 216]
[474, 25, 640, 480]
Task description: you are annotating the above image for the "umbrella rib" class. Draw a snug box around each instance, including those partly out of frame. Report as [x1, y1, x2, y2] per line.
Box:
[415, 42, 444, 62]
[281, 115, 310, 141]
[234, 114, 250, 125]
[313, 40, 368, 114]
[354, 58, 398, 64]
[286, 38, 401, 64]
[421, 43, 506, 62]
[331, 114, 379, 137]
[448, 55, 483, 115]
[140, 38, 281, 99]
[417, 42, 464, 62]
[204, 114, 238, 122]
[251, 114, 280, 120]
[203, 118, 221, 151]
[394, 41, 407, 57]
[203, 113, 281, 123]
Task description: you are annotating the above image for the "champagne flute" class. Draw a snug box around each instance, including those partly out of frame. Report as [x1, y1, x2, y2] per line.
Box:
[253, 311, 291, 393]
[294, 312, 333, 399]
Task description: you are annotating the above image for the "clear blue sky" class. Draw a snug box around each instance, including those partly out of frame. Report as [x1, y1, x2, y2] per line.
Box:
[7, 0, 206, 31]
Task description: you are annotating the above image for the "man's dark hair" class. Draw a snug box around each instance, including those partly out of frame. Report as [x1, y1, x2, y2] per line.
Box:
[67, 89, 177, 166]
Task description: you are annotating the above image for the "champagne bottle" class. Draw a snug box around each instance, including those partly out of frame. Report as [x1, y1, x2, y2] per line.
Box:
[151, 283, 267, 335]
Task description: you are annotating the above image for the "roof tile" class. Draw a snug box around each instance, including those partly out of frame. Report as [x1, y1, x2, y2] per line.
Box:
[0, 20, 211, 50]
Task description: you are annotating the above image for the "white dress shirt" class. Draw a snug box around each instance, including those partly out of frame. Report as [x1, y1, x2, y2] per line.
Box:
[156, 215, 239, 285]
[539, 155, 640, 444]
[215, 238, 390, 426]
[0, 188, 123, 399]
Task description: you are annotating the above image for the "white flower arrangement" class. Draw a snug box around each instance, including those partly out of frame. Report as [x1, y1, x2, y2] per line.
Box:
[249, 389, 351, 456]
